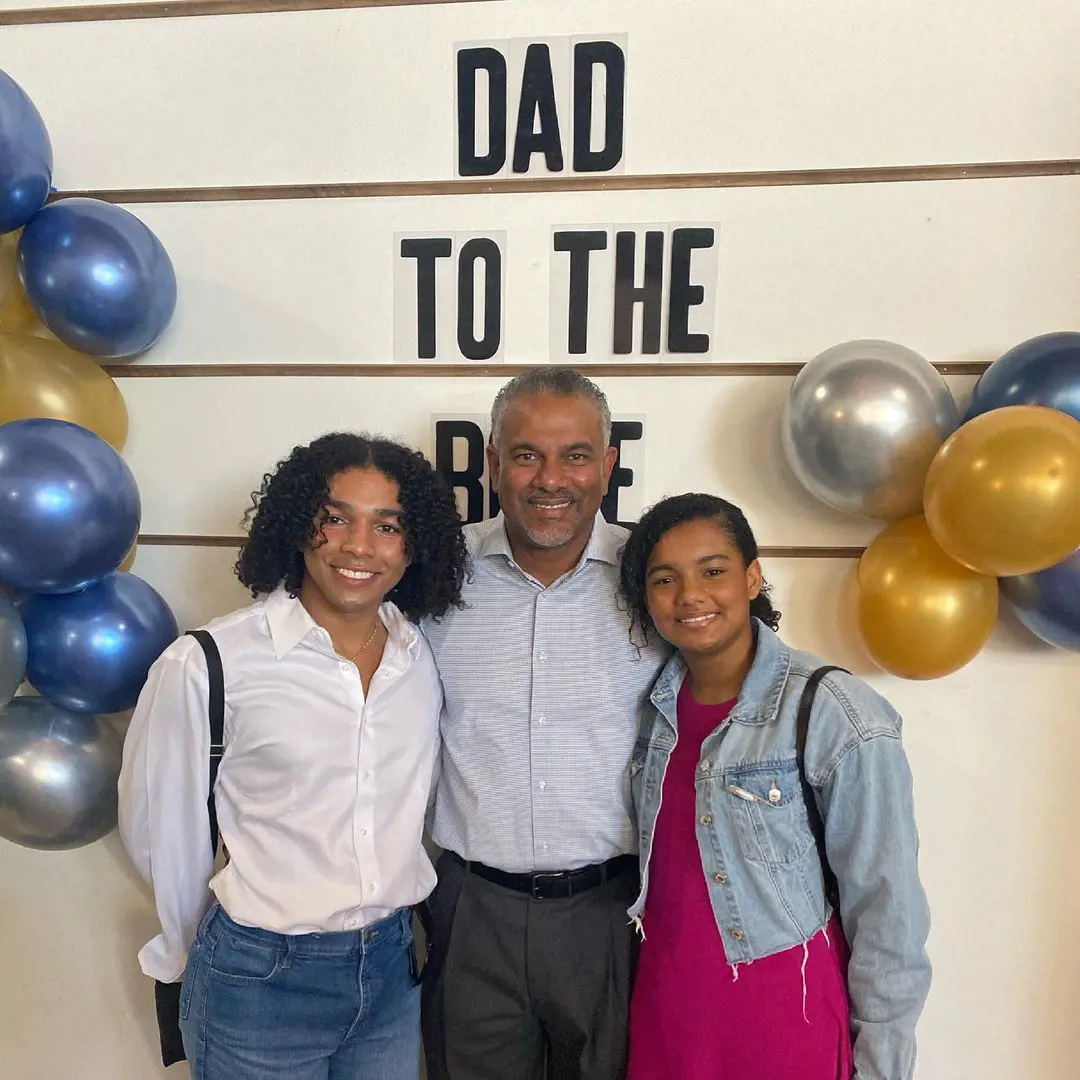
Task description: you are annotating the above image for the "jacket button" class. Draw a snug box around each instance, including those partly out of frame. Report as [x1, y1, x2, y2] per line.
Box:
[730, 928, 744, 940]
[700, 761, 711, 773]
[713, 872, 727, 884]
[700, 814, 713, 826]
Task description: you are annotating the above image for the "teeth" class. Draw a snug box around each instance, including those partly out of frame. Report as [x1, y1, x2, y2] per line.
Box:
[679, 614, 716, 624]
[534, 501, 571, 509]
[337, 568, 375, 580]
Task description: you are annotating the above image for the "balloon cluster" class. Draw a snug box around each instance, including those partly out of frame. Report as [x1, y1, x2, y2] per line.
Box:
[0, 71, 180, 849]
[783, 334, 1080, 679]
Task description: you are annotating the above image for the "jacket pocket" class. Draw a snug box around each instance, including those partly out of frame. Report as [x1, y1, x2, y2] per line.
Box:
[725, 761, 815, 866]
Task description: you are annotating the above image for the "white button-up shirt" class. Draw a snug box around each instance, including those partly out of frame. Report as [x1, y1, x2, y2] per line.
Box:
[118, 590, 441, 982]
[423, 514, 669, 873]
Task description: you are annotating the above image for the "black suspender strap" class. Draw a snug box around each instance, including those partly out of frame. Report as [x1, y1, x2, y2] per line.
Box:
[186, 629, 225, 856]
[795, 665, 849, 912]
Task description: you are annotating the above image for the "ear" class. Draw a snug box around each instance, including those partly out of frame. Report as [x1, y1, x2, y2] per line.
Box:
[486, 442, 501, 488]
[601, 444, 618, 489]
[746, 558, 763, 600]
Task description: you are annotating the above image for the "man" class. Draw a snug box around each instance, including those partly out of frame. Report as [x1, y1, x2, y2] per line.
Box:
[422, 368, 669, 1080]
[118, 433, 467, 1079]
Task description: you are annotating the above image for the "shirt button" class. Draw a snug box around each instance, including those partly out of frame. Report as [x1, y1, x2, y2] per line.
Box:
[364, 772, 372, 780]
[368, 883, 377, 893]
[700, 814, 713, 826]
[340, 663, 351, 673]
[345, 917, 359, 930]
[714, 872, 728, 884]
[537, 715, 546, 725]
[359, 828, 368, 836]
[541, 842, 549, 850]
[538, 653, 547, 662]
[730, 928, 744, 940]
[538, 780, 546, 790]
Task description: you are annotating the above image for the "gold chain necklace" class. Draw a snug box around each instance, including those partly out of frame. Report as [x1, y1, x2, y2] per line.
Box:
[343, 620, 381, 664]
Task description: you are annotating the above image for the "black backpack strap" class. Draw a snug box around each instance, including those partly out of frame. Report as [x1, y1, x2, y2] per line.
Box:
[186, 629, 225, 856]
[795, 665, 849, 912]
[154, 629, 226, 1068]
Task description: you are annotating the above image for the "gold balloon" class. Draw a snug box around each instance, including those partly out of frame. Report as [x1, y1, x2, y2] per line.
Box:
[924, 405, 1080, 576]
[118, 544, 137, 573]
[857, 515, 999, 680]
[0, 278, 39, 335]
[0, 334, 128, 450]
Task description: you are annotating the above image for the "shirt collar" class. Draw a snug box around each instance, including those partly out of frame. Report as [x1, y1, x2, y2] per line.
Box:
[478, 512, 621, 568]
[263, 588, 422, 664]
[264, 588, 318, 658]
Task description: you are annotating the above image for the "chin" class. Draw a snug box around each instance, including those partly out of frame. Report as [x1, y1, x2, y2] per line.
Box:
[521, 525, 579, 549]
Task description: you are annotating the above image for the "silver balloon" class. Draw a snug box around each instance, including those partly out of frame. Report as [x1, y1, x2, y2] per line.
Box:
[0, 697, 122, 850]
[781, 339, 959, 520]
[0, 592, 26, 707]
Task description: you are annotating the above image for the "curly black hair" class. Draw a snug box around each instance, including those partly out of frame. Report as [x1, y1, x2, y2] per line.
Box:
[235, 432, 467, 622]
[619, 492, 781, 646]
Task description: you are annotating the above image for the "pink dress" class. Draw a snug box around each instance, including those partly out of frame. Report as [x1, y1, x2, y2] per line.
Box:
[627, 683, 854, 1080]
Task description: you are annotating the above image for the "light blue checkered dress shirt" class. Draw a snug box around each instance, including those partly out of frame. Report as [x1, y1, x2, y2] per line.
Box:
[424, 513, 669, 873]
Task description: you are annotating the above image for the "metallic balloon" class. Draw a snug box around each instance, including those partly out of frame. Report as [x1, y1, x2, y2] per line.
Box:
[0, 231, 38, 334]
[966, 331, 1080, 424]
[0, 696, 122, 850]
[22, 572, 178, 714]
[0, 592, 26, 707]
[18, 198, 177, 358]
[0, 333, 129, 449]
[1000, 548, 1080, 651]
[0, 418, 140, 593]
[0, 71, 53, 234]
[782, 340, 959, 520]
[857, 515, 999, 680]
[924, 405, 1080, 577]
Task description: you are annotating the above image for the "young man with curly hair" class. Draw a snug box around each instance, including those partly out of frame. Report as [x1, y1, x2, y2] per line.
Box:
[119, 432, 467, 1080]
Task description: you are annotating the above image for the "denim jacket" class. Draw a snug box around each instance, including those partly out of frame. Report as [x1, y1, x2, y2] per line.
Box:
[628, 621, 931, 1080]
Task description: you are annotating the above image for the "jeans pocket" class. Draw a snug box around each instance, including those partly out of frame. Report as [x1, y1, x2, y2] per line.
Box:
[179, 940, 201, 1021]
[208, 933, 285, 985]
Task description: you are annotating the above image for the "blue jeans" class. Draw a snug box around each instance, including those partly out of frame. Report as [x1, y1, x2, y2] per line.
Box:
[179, 903, 420, 1080]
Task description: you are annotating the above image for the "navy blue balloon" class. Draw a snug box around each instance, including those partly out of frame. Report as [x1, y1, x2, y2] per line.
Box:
[0, 71, 52, 233]
[0, 418, 140, 593]
[18, 198, 177, 357]
[965, 332, 1080, 424]
[1000, 549, 1080, 652]
[22, 572, 178, 714]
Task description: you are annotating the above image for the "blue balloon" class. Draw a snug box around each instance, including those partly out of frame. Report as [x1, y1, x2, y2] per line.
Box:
[0, 418, 140, 593]
[1001, 549, 1080, 651]
[22, 572, 178, 714]
[0, 71, 52, 233]
[965, 332, 1080, 424]
[18, 198, 177, 357]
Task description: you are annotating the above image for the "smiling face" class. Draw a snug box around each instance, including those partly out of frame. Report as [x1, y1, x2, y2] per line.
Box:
[644, 516, 761, 660]
[299, 467, 409, 621]
[488, 391, 617, 554]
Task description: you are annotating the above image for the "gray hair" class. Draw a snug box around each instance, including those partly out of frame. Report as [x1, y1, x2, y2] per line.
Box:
[489, 366, 612, 448]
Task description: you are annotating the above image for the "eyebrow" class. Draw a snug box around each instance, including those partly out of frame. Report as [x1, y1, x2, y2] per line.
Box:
[508, 441, 596, 454]
[647, 553, 731, 574]
[325, 499, 404, 519]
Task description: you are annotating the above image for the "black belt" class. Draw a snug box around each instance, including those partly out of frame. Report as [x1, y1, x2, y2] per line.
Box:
[447, 851, 637, 900]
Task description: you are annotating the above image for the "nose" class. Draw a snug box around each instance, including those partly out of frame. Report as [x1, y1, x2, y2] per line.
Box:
[675, 576, 706, 609]
[534, 456, 568, 491]
[340, 521, 375, 557]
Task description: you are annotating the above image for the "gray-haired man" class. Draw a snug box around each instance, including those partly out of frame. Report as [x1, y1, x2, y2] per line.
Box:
[422, 368, 668, 1080]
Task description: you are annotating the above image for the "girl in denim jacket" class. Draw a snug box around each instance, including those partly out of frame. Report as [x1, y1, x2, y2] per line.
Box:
[619, 493, 931, 1080]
